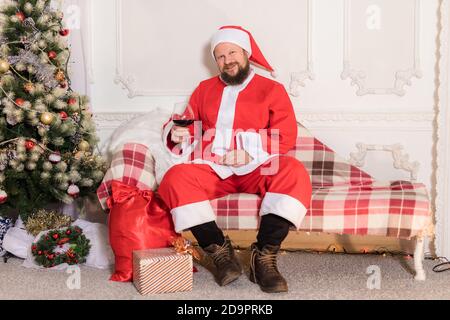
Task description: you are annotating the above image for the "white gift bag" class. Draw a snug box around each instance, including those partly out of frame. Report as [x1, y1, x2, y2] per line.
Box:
[2, 226, 34, 259]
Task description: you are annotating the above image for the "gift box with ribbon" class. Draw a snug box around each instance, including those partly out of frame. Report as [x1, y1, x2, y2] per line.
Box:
[133, 247, 193, 295]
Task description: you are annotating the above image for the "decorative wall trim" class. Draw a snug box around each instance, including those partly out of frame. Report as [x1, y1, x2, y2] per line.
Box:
[349, 143, 420, 181]
[341, 0, 422, 96]
[435, 0, 449, 258]
[114, 0, 138, 98]
[93, 112, 143, 129]
[85, 0, 94, 84]
[93, 111, 434, 125]
[289, 0, 315, 97]
[297, 112, 433, 122]
[113, 0, 191, 97]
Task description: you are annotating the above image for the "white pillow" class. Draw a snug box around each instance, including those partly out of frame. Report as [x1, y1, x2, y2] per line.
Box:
[101, 108, 171, 164]
[2, 226, 34, 259]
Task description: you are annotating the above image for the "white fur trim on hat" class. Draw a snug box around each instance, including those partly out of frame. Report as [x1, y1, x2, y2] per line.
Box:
[211, 28, 252, 59]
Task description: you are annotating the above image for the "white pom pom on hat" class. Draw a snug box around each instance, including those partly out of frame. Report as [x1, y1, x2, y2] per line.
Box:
[211, 25, 277, 78]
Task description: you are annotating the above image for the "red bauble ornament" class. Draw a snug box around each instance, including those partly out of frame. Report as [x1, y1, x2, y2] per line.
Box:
[66, 229, 72, 235]
[25, 140, 35, 150]
[60, 82, 67, 88]
[48, 51, 57, 59]
[59, 29, 70, 36]
[67, 98, 77, 105]
[38, 251, 42, 255]
[0, 190, 7, 204]
[15, 98, 25, 106]
[52, 233, 59, 240]
[59, 111, 68, 120]
[16, 11, 25, 22]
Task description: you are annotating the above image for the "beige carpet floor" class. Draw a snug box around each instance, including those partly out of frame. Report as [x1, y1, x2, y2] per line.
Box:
[1, 249, 450, 300]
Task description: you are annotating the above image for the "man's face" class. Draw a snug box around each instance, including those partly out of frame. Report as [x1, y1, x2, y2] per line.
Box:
[214, 42, 250, 85]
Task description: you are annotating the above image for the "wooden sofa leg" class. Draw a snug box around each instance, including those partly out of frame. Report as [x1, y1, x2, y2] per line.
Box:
[414, 235, 426, 281]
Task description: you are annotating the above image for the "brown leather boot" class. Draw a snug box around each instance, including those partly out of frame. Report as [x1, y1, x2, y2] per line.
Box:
[203, 236, 243, 286]
[249, 243, 288, 293]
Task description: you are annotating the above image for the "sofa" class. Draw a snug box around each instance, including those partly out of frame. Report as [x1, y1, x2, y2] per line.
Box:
[97, 112, 434, 281]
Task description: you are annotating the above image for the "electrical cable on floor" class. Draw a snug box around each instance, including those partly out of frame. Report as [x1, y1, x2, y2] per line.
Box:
[431, 256, 450, 273]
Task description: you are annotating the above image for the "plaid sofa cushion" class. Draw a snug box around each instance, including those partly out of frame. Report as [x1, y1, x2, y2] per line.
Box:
[96, 143, 156, 210]
[287, 125, 374, 187]
[97, 124, 432, 239]
[211, 181, 430, 239]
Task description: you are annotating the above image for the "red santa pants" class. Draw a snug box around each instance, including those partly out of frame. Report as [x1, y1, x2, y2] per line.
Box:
[158, 156, 312, 233]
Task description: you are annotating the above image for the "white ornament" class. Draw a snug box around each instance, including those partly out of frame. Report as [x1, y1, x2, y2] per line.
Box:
[67, 184, 80, 197]
[26, 162, 37, 171]
[49, 152, 61, 163]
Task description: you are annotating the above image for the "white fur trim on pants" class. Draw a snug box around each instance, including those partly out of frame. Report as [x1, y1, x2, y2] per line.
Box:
[171, 200, 216, 233]
[259, 192, 308, 229]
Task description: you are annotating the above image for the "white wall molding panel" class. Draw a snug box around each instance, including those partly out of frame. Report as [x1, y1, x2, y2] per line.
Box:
[113, 0, 313, 98]
[341, 0, 422, 96]
[349, 143, 420, 181]
[288, 0, 315, 97]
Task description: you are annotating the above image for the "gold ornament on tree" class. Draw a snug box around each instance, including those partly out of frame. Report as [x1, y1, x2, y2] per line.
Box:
[78, 140, 90, 151]
[54, 69, 65, 82]
[74, 151, 85, 160]
[24, 82, 34, 93]
[0, 59, 10, 73]
[40, 112, 54, 125]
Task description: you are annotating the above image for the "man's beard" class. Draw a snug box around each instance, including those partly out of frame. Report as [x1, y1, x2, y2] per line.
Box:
[220, 60, 250, 85]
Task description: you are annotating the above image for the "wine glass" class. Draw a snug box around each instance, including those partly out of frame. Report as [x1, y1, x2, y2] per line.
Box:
[171, 102, 195, 127]
[171, 102, 195, 152]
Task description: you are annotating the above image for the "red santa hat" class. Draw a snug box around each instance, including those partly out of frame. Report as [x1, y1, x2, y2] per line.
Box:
[210, 25, 277, 77]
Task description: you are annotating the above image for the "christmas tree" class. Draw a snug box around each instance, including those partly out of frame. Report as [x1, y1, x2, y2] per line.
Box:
[0, 0, 107, 221]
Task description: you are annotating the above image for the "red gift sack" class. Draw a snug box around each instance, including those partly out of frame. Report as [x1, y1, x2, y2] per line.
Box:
[107, 180, 178, 282]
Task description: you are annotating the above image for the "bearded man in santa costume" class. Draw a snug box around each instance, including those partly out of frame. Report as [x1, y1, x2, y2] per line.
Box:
[158, 26, 312, 293]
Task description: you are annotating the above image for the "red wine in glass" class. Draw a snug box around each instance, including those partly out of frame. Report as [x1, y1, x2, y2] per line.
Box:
[172, 118, 194, 127]
[172, 102, 195, 127]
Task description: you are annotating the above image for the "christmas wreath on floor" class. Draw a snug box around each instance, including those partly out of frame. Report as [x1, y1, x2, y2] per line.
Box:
[31, 226, 91, 268]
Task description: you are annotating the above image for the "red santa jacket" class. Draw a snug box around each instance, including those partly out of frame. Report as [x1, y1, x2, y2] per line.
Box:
[163, 70, 297, 178]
